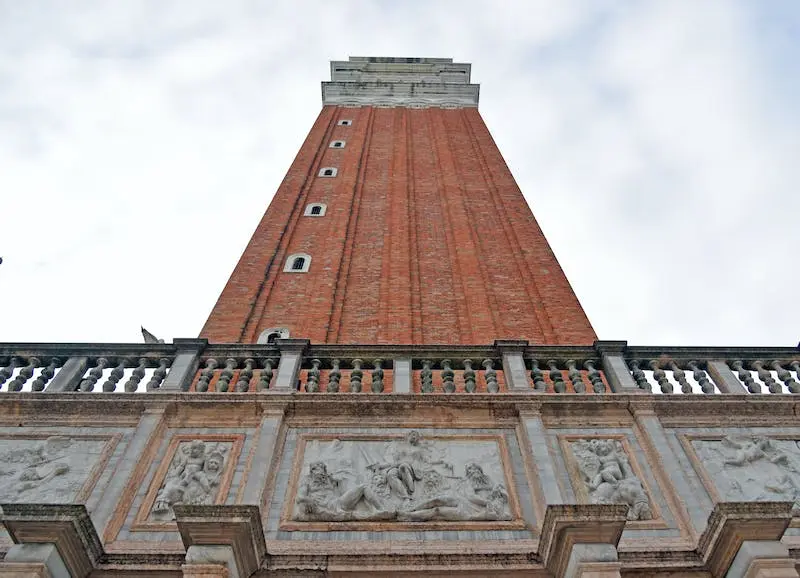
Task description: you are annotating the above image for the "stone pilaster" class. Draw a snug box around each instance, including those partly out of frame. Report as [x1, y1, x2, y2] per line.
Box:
[174, 505, 266, 578]
[272, 339, 309, 391]
[539, 504, 627, 578]
[160, 338, 207, 392]
[697, 501, 794, 577]
[593, 341, 639, 393]
[495, 339, 531, 391]
[0, 504, 103, 578]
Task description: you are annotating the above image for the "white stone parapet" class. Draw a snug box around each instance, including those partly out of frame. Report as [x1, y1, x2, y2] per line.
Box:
[323, 56, 479, 109]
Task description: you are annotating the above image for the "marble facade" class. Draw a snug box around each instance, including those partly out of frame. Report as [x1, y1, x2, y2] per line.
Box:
[0, 393, 798, 576]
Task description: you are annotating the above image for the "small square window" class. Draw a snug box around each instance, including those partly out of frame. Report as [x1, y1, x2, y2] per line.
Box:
[318, 167, 337, 177]
[338, 120, 352, 126]
[329, 140, 345, 148]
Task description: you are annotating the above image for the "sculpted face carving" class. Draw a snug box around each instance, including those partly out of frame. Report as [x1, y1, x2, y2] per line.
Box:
[292, 432, 513, 523]
[150, 440, 231, 521]
[692, 435, 800, 507]
[570, 438, 653, 521]
[0, 436, 106, 503]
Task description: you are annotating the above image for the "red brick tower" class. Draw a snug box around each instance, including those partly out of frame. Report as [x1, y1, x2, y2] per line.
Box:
[201, 57, 595, 346]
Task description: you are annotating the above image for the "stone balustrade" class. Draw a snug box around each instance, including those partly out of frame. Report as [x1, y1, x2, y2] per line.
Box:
[0, 339, 799, 575]
[1, 340, 799, 396]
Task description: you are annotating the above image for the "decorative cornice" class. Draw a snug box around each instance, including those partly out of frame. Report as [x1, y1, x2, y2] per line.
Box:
[0, 503, 104, 578]
[323, 56, 480, 109]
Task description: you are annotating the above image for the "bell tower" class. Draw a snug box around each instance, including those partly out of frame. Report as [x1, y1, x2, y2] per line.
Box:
[200, 57, 595, 345]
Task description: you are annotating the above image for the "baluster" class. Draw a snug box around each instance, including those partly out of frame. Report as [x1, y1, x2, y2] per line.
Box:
[0, 357, 19, 389]
[235, 358, 255, 392]
[31, 357, 59, 392]
[531, 359, 546, 392]
[350, 359, 363, 393]
[370, 359, 383, 393]
[791, 361, 800, 388]
[730, 360, 760, 393]
[483, 359, 499, 393]
[305, 359, 321, 393]
[776, 360, 800, 393]
[256, 358, 276, 391]
[567, 359, 584, 393]
[752, 360, 781, 394]
[215, 358, 237, 392]
[463, 359, 476, 393]
[196, 358, 218, 393]
[441, 359, 454, 393]
[629, 360, 651, 392]
[124, 358, 148, 392]
[584, 360, 605, 394]
[687, 360, 714, 394]
[102, 359, 126, 392]
[80, 358, 108, 392]
[8, 357, 39, 392]
[669, 361, 692, 394]
[146, 357, 169, 391]
[421, 360, 433, 393]
[548, 360, 565, 393]
[327, 359, 341, 393]
[649, 360, 672, 394]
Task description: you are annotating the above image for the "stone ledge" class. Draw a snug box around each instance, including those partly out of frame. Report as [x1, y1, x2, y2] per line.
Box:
[0, 503, 104, 578]
[696, 501, 794, 577]
[538, 504, 628, 578]
[174, 504, 266, 578]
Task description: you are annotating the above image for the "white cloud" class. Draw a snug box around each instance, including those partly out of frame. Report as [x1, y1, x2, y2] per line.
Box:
[0, 0, 797, 346]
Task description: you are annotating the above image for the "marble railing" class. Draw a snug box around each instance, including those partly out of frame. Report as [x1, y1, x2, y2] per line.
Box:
[0, 339, 798, 395]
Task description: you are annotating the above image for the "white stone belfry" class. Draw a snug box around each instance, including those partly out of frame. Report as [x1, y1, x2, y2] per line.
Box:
[322, 56, 479, 108]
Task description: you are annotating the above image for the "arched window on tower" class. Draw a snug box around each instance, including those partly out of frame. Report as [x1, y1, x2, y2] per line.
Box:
[284, 252, 311, 273]
[257, 327, 290, 344]
[304, 203, 327, 217]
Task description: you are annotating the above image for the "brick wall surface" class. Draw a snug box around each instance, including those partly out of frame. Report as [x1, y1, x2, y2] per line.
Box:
[200, 105, 597, 345]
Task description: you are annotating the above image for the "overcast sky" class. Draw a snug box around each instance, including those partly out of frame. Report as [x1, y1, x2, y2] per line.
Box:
[0, 1, 798, 347]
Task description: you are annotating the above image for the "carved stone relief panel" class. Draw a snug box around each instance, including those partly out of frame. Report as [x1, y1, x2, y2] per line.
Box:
[688, 435, 800, 508]
[134, 435, 244, 529]
[0, 436, 115, 504]
[563, 437, 655, 521]
[284, 431, 519, 528]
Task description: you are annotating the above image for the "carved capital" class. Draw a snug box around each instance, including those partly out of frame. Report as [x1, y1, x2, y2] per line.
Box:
[173, 338, 209, 352]
[174, 504, 266, 578]
[538, 504, 627, 578]
[275, 338, 310, 354]
[0, 503, 103, 578]
[697, 501, 794, 577]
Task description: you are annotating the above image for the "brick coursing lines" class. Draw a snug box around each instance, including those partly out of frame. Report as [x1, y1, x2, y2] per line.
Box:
[462, 109, 595, 344]
[459, 108, 552, 343]
[247, 106, 340, 342]
[442, 109, 503, 341]
[299, 106, 370, 341]
[406, 109, 423, 343]
[409, 109, 459, 343]
[337, 108, 396, 342]
[325, 106, 377, 342]
[198, 106, 334, 342]
[425, 108, 473, 343]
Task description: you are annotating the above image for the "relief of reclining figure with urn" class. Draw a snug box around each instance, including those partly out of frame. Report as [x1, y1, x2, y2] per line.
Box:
[293, 431, 512, 522]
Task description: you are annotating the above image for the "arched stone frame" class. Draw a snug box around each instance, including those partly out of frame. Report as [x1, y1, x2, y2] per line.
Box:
[284, 252, 311, 273]
[257, 327, 290, 344]
[304, 203, 327, 217]
[329, 140, 346, 149]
